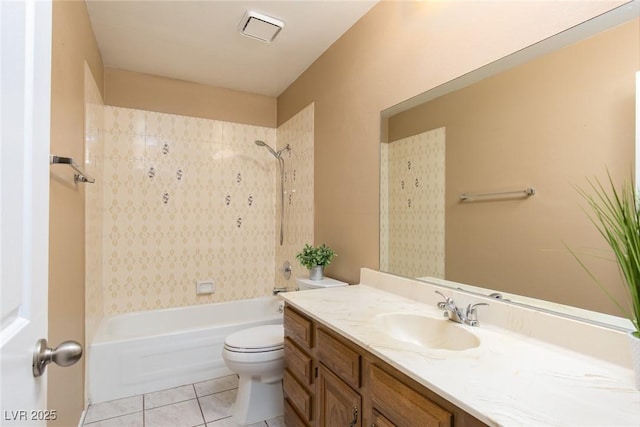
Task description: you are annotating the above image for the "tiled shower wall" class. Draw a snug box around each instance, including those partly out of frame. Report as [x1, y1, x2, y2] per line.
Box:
[84, 63, 105, 342]
[275, 104, 314, 290]
[86, 104, 314, 315]
[380, 127, 445, 279]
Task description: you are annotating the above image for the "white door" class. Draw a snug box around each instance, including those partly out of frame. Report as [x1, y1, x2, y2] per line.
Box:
[0, 0, 52, 425]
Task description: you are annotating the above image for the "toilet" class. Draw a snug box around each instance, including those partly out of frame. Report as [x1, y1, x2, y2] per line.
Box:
[222, 276, 348, 425]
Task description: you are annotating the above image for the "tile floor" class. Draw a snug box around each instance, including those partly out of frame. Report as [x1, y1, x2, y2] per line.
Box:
[82, 374, 284, 427]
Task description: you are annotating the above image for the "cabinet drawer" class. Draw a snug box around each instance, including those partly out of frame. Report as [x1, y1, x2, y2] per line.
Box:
[285, 337, 314, 387]
[317, 328, 361, 389]
[284, 398, 310, 427]
[372, 410, 396, 427]
[371, 364, 452, 427]
[284, 368, 313, 423]
[284, 306, 313, 348]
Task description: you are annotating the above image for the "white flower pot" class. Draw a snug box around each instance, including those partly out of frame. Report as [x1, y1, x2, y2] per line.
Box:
[309, 265, 324, 281]
[629, 331, 640, 390]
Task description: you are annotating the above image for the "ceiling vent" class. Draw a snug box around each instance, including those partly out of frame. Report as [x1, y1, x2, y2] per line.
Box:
[238, 11, 284, 43]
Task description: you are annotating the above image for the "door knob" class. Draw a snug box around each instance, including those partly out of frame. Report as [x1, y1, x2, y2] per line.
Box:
[32, 338, 83, 377]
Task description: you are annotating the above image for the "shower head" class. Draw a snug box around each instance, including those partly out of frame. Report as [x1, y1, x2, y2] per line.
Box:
[255, 140, 292, 158]
[254, 140, 279, 158]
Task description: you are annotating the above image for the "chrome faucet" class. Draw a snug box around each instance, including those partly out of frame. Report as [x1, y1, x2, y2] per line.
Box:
[435, 291, 488, 327]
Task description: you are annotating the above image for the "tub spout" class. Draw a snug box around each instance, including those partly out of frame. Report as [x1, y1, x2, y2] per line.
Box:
[272, 287, 288, 295]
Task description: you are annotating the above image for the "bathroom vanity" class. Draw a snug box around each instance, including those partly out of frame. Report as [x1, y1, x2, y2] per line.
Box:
[280, 269, 640, 427]
[283, 304, 485, 426]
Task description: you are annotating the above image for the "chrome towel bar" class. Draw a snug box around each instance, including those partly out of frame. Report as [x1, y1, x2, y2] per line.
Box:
[459, 187, 535, 201]
[50, 155, 95, 184]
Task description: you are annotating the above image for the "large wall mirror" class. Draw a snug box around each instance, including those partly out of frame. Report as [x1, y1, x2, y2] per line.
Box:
[380, 2, 639, 329]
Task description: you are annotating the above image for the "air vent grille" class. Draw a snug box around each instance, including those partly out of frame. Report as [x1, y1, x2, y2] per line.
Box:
[239, 11, 284, 43]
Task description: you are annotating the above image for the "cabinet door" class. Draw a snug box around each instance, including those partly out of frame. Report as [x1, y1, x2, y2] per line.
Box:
[318, 364, 361, 427]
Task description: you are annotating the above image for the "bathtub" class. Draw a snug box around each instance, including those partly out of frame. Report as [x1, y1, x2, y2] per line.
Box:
[88, 296, 284, 403]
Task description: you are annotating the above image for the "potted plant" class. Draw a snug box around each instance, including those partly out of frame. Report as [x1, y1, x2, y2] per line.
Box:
[573, 174, 640, 389]
[296, 243, 337, 281]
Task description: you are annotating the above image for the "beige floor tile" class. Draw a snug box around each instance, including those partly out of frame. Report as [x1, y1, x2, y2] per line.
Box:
[198, 389, 236, 423]
[84, 396, 143, 424]
[144, 399, 204, 427]
[83, 412, 143, 427]
[144, 384, 196, 409]
[194, 375, 238, 397]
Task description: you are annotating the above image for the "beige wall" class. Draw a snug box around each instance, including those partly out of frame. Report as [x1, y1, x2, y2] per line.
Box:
[104, 68, 277, 128]
[50, 1, 103, 425]
[386, 20, 639, 315]
[277, 0, 629, 287]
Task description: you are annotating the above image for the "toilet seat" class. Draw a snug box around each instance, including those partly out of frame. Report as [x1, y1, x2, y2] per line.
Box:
[224, 324, 284, 353]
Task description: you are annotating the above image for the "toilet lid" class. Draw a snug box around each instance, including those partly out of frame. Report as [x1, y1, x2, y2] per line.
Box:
[224, 324, 284, 352]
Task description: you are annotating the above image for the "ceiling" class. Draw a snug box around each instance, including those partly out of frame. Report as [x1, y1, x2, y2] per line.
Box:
[85, 1, 378, 97]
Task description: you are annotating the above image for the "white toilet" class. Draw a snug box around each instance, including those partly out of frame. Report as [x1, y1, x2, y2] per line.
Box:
[222, 276, 348, 425]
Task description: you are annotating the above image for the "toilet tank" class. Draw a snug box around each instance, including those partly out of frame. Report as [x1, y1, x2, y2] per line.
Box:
[296, 276, 348, 290]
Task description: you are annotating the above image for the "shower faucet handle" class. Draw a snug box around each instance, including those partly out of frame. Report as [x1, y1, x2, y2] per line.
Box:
[281, 261, 292, 280]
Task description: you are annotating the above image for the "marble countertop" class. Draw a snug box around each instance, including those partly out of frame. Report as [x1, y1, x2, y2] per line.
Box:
[280, 284, 640, 427]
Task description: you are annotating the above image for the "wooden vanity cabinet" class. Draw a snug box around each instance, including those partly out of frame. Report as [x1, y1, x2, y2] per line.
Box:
[283, 307, 315, 426]
[283, 305, 487, 427]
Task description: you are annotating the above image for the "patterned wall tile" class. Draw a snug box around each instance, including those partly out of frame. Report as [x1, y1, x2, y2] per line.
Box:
[275, 104, 315, 289]
[84, 63, 105, 343]
[96, 107, 278, 314]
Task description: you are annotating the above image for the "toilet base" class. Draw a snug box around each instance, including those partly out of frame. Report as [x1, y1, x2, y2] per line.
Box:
[232, 376, 283, 425]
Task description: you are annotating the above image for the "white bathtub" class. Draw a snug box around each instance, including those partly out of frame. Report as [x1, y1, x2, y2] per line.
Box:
[88, 296, 284, 403]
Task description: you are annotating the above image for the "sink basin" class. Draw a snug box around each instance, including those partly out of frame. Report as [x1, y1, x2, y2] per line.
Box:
[374, 313, 480, 351]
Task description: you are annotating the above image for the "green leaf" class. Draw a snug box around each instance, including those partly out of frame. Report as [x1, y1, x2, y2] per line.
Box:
[572, 172, 640, 334]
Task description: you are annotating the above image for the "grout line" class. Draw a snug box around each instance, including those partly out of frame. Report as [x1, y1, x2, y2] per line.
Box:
[194, 384, 207, 426]
[142, 391, 145, 427]
[82, 411, 144, 426]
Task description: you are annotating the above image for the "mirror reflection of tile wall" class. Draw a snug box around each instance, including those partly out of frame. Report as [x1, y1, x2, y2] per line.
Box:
[381, 127, 445, 279]
[86, 104, 314, 315]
